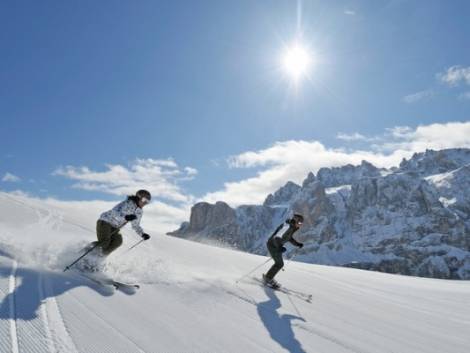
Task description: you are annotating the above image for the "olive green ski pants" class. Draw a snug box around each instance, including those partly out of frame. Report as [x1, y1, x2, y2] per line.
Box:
[96, 220, 123, 255]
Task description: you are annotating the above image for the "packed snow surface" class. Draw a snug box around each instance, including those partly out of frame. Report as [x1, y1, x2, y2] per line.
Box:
[0, 192, 469, 353]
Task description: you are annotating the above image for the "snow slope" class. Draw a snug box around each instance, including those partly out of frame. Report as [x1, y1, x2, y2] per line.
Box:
[0, 192, 469, 353]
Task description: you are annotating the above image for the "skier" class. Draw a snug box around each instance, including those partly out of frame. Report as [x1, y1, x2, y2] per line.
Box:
[262, 213, 304, 289]
[79, 189, 152, 272]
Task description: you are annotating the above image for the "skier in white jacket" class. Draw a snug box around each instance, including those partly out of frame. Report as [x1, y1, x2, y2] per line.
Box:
[96, 189, 151, 256]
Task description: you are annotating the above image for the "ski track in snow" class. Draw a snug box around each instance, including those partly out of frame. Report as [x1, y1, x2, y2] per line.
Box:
[37, 274, 56, 353]
[1, 258, 78, 353]
[9, 260, 19, 353]
[39, 273, 78, 353]
[63, 290, 145, 353]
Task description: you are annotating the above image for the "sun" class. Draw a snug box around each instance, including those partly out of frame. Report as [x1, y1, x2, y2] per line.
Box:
[281, 41, 313, 83]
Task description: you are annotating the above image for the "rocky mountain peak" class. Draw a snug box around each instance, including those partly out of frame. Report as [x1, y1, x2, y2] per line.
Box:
[169, 148, 470, 280]
[264, 181, 301, 206]
[399, 148, 470, 176]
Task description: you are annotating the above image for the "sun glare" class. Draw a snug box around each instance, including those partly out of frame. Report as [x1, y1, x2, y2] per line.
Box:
[282, 42, 313, 83]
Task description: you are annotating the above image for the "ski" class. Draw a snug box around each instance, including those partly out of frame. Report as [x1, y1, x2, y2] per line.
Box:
[111, 281, 140, 290]
[73, 271, 140, 291]
[252, 277, 313, 303]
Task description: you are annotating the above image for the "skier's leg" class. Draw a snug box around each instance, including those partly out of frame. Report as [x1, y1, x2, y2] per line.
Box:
[265, 243, 284, 280]
[96, 220, 117, 254]
[102, 232, 123, 255]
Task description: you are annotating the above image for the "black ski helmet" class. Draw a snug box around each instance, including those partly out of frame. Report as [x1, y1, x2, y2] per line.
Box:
[136, 189, 151, 201]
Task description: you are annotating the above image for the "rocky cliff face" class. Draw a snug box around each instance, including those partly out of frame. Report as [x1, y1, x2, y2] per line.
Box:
[169, 148, 470, 279]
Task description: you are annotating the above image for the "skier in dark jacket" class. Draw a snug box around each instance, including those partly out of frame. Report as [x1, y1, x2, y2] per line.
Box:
[263, 214, 304, 288]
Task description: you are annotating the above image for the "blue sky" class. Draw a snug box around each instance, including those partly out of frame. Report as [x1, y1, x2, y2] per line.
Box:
[1, 1, 470, 211]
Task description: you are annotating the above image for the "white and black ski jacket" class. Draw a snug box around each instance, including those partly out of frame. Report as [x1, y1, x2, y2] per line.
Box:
[99, 199, 144, 236]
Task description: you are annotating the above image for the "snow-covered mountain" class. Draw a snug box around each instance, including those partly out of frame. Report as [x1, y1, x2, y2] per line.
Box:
[169, 148, 470, 280]
[0, 191, 469, 353]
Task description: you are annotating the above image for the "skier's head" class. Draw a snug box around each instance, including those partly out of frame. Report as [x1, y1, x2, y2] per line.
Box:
[136, 189, 151, 207]
[289, 214, 304, 228]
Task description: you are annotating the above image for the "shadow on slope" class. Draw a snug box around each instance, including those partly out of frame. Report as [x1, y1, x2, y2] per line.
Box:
[257, 286, 307, 353]
[0, 263, 129, 321]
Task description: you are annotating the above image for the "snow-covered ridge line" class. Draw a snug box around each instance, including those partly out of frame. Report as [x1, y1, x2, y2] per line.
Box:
[169, 148, 470, 280]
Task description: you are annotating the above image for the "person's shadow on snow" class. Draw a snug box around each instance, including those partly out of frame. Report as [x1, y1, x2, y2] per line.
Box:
[257, 286, 307, 353]
[0, 262, 120, 321]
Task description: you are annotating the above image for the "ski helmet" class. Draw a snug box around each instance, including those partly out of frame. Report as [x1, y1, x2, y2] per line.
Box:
[136, 189, 152, 202]
[293, 214, 304, 224]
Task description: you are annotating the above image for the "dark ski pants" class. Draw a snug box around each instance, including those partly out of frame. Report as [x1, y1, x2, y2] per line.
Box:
[96, 220, 123, 255]
[265, 239, 284, 280]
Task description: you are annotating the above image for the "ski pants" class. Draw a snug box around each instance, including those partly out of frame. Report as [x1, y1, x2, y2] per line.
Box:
[96, 220, 123, 255]
[265, 238, 284, 280]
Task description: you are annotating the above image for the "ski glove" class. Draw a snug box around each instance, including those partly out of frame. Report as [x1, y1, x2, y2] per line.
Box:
[298, 243, 304, 249]
[142, 233, 150, 240]
[125, 214, 137, 221]
[281, 246, 287, 253]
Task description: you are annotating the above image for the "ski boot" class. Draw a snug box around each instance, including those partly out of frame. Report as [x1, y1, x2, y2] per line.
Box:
[262, 274, 281, 289]
[76, 247, 106, 273]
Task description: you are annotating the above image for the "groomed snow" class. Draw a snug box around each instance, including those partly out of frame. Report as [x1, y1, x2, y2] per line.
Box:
[0, 192, 469, 353]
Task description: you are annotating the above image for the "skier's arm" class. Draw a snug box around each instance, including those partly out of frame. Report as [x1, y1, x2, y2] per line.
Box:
[269, 223, 284, 239]
[130, 211, 144, 236]
[289, 237, 303, 248]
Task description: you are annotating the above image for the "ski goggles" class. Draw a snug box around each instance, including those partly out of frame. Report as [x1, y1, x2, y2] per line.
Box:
[140, 197, 150, 205]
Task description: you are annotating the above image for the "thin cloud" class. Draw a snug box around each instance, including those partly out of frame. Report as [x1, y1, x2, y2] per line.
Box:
[336, 132, 381, 143]
[458, 92, 470, 100]
[403, 90, 434, 103]
[437, 66, 470, 86]
[336, 132, 367, 141]
[2, 172, 21, 183]
[344, 10, 356, 16]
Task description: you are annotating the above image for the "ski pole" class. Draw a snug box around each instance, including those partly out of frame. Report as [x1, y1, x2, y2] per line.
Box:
[121, 238, 146, 255]
[282, 248, 300, 271]
[235, 257, 272, 284]
[63, 221, 127, 272]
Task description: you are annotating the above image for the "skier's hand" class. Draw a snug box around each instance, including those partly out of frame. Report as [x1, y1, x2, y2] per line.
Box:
[298, 243, 304, 249]
[142, 233, 150, 240]
[281, 246, 287, 253]
[125, 214, 137, 221]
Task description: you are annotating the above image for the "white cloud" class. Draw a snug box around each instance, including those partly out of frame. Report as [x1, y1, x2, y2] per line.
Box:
[344, 10, 356, 15]
[336, 132, 382, 143]
[336, 132, 368, 142]
[381, 122, 470, 152]
[437, 66, 470, 86]
[2, 172, 21, 183]
[54, 158, 196, 204]
[202, 121, 470, 207]
[184, 167, 198, 177]
[403, 90, 434, 103]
